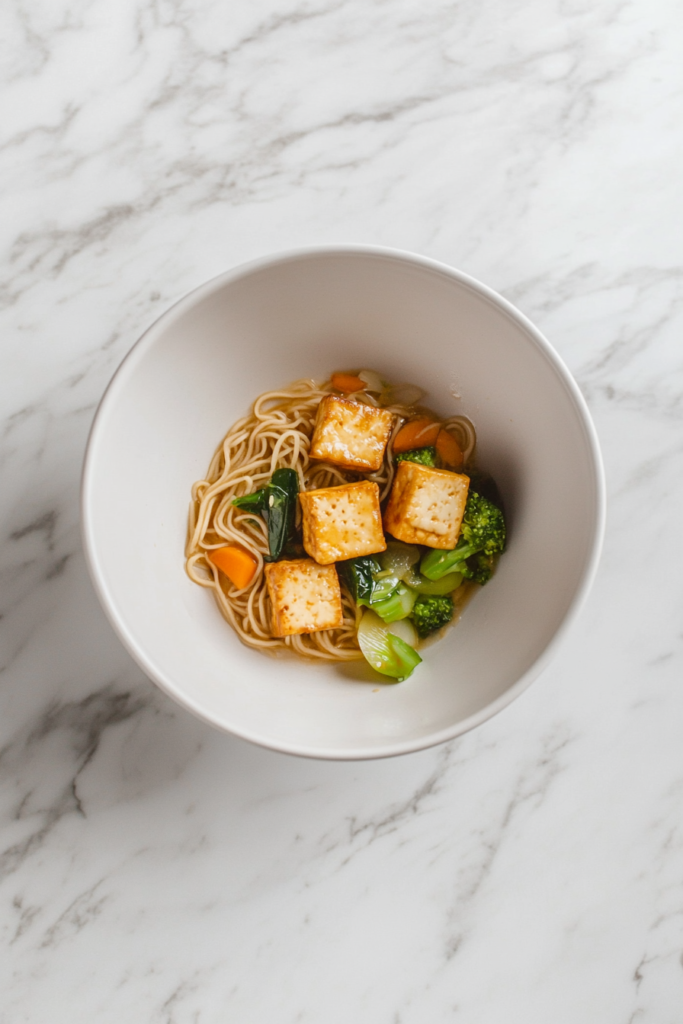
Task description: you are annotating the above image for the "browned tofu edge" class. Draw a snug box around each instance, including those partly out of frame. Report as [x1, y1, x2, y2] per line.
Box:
[299, 481, 387, 564]
[383, 462, 470, 549]
[309, 395, 394, 471]
[263, 558, 343, 637]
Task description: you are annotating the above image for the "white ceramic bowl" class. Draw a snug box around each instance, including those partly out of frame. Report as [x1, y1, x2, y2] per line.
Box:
[82, 247, 604, 759]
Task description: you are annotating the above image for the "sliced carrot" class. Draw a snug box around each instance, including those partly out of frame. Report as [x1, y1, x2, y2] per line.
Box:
[331, 372, 366, 393]
[393, 417, 441, 453]
[436, 428, 464, 468]
[208, 546, 258, 589]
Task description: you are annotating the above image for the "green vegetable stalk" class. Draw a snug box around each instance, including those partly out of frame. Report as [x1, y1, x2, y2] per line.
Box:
[370, 583, 417, 623]
[402, 566, 463, 595]
[382, 633, 422, 680]
[357, 609, 422, 681]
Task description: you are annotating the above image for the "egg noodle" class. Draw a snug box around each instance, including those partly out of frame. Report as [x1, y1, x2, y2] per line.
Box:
[185, 377, 476, 660]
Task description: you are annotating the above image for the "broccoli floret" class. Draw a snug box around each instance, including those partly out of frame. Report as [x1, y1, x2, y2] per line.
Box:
[462, 552, 496, 585]
[394, 446, 437, 467]
[454, 493, 506, 584]
[411, 594, 454, 639]
[420, 491, 506, 582]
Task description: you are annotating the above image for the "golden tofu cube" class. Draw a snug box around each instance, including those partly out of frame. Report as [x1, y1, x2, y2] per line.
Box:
[310, 395, 394, 472]
[299, 481, 387, 565]
[264, 559, 343, 637]
[383, 462, 470, 549]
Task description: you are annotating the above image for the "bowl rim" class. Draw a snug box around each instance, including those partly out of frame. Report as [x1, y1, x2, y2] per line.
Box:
[81, 244, 606, 760]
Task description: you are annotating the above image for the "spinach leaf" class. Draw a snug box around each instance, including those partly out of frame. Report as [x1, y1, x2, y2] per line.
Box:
[263, 468, 299, 562]
[232, 488, 267, 513]
[338, 556, 381, 606]
[232, 467, 299, 561]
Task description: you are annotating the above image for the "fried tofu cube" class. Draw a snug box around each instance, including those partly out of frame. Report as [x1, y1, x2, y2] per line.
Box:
[383, 462, 470, 549]
[310, 395, 394, 472]
[299, 481, 387, 565]
[264, 559, 343, 637]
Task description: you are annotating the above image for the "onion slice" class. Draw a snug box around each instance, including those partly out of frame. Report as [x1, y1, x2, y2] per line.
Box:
[383, 382, 426, 407]
[358, 369, 385, 393]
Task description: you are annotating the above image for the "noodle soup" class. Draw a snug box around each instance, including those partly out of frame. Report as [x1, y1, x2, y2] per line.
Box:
[185, 371, 504, 682]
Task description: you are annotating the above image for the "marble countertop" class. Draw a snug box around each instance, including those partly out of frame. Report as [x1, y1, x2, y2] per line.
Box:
[2, 1, 682, 1020]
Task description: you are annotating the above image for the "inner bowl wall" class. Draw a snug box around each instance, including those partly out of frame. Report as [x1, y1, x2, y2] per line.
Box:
[82, 250, 602, 758]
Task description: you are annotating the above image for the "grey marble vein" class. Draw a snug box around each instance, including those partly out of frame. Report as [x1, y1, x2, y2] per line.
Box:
[2, 0, 683, 1020]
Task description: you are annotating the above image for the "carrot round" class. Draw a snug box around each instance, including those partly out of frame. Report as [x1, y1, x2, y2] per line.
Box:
[208, 546, 258, 589]
[436, 428, 464, 468]
[331, 372, 366, 393]
[393, 417, 441, 453]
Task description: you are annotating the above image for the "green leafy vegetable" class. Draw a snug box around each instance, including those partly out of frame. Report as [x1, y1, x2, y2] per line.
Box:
[369, 574, 401, 602]
[232, 468, 299, 561]
[371, 583, 417, 623]
[394, 446, 437, 467]
[338, 555, 381, 606]
[411, 595, 454, 639]
[420, 491, 506, 582]
[384, 633, 422, 679]
[232, 489, 267, 513]
[263, 468, 299, 562]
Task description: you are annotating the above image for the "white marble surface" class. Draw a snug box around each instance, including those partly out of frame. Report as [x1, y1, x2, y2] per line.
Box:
[2, 0, 683, 1020]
